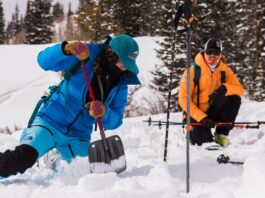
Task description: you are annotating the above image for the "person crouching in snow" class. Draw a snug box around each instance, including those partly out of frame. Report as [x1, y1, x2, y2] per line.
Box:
[0, 34, 140, 178]
[178, 38, 244, 147]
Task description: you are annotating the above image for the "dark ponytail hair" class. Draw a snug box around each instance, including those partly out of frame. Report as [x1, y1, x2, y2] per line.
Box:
[93, 45, 133, 77]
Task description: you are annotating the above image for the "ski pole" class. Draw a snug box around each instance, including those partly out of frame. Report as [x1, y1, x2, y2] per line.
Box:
[181, 0, 194, 193]
[156, 123, 259, 129]
[163, 0, 195, 163]
[217, 154, 244, 165]
[144, 117, 265, 129]
[163, 0, 177, 162]
[144, 117, 265, 125]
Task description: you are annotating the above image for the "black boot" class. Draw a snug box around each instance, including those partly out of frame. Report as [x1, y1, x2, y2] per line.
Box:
[0, 144, 38, 178]
[190, 126, 213, 145]
[187, 118, 213, 145]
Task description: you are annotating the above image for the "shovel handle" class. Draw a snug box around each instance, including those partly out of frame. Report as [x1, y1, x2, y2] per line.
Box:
[81, 61, 108, 151]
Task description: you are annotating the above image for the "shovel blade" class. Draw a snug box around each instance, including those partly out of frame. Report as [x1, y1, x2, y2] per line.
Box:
[89, 135, 126, 173]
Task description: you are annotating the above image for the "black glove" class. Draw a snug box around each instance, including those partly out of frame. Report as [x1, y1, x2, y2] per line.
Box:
[201, 117, 215, 128]
[208, 85, 227, 109]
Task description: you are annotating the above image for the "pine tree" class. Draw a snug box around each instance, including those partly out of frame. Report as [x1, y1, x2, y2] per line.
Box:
[5, 15, 16, 44]
[25, 0, 53, 44]
[104, 0, 160, 36]
[259, 1, 265, 99]
[0, 0, 5, 44]
[111, 0, 141, 36]
[151, 0, 186, 112]
[16, 14, 26, 43]
[99, 0, 124, 35]
[259, 1, 265, 73]
[189, 1, 211, 55]
[234, 0, 257, 98]
[252, 0, 265, 101]
[76, 0, 161, 37]
[6, 3, 24, 44]
[77, 0, 89, 9]
[53, 1, 64, 22]
[24, 0, 34, 43]
[149, 0, 167, 36]
[191, 0, 237, 62]
[65, 2, 75, 41]
[40, 0, 53, 43]
[67, 2, 73, 16]
[138, 0, 158, 36]
[14, 4, 22, 33]
[75, 0, 122, 42]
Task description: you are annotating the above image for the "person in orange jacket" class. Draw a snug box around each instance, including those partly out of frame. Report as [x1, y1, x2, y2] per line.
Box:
[178, 38, 244, 147]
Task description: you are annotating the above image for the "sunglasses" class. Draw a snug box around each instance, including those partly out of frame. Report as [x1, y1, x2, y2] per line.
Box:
[206, 50, 221, 56]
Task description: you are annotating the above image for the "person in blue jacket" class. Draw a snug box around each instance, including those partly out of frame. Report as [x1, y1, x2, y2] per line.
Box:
[0, 34, 140, 178]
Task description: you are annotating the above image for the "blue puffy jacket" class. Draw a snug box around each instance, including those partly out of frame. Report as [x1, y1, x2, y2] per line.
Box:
[34, 42, 140, 139]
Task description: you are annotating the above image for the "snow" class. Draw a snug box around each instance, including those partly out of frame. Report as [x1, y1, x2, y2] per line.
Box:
[90, 156, 126, 173]
[0, 37, 265, 197]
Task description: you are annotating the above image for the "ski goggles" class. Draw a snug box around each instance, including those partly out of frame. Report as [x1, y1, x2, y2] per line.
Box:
[205, 49, 221, 56]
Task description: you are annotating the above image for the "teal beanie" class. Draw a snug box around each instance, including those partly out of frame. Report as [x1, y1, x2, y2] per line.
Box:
[109, 34, 139, 75]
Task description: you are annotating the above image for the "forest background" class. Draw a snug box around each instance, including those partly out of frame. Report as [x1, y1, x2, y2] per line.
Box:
[0, 0, 264, 115]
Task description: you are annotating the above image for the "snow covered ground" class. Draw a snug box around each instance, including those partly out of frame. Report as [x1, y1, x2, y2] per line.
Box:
[0, 37, 265, 198]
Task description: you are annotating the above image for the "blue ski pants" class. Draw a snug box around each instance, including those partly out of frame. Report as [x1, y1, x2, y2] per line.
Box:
[19, 117, 90, 162]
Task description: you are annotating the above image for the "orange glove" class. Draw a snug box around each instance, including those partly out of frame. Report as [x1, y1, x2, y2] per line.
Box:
[64, 42, 89, 60]
[88, 100, 106, 118]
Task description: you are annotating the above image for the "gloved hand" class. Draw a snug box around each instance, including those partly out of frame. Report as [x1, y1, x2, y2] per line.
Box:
[64, 42, 89, 60]
[208, 85, 227, 109]
[200, 117, 215, 128]
[88, 100, 106, 118]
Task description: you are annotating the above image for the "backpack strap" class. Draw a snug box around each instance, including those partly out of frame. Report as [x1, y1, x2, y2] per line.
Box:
[193, 63, 201, 86]
[192, 63, 227, 109]
[63, 59, 83, 107]
[27, 96, 47, 128]
[192, 62, 201, 107]
[221, 71, 226, 83]
[64, 59, 81, 81]
[27, 60, 82, 128]
[27, 85, 59, 128]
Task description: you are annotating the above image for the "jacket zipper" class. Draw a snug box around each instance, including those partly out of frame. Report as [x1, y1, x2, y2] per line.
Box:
[65, 107, 83, 135]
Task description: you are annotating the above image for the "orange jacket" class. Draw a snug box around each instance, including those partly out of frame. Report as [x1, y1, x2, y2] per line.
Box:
[178, 52, 244, 122]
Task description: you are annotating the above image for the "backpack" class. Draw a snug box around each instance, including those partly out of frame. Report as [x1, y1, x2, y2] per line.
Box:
[192, 62, 226, 107]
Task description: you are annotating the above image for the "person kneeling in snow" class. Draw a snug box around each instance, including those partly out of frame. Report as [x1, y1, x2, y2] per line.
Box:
[0, 34, 140, 178]
[178, 38, 244, 147]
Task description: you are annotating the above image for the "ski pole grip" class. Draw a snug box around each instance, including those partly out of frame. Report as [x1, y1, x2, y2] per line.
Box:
[217, 154, 230, 164]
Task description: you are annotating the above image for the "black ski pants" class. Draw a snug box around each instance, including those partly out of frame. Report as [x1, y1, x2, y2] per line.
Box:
[0, 144, 38, 178]
[190, 95, 241, 146]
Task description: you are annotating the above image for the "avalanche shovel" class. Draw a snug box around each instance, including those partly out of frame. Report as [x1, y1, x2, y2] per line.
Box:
[81, 61, 126, 174]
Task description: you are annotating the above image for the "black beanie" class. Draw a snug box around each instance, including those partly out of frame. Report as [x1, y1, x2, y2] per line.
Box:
[204, 38, 223, 52]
